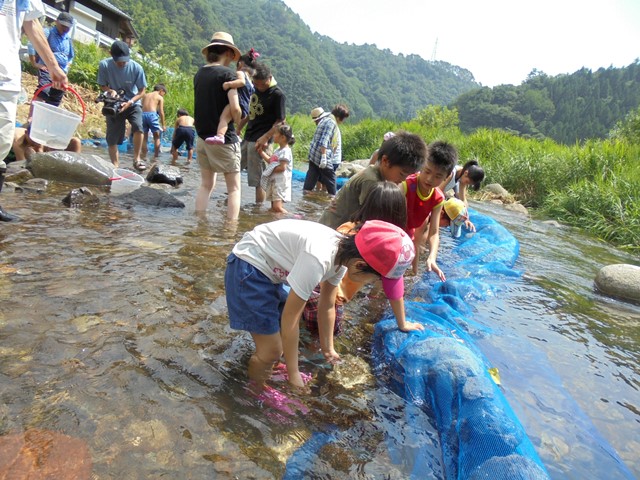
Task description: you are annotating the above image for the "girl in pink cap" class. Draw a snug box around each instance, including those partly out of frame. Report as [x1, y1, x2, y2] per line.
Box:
[225, 218, 415, 389]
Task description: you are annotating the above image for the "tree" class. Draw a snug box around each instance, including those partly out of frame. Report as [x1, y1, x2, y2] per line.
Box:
[415, 105, 459, 130]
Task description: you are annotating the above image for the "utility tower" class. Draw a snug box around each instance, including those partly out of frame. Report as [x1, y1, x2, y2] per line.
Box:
[431, 37, 438, 62]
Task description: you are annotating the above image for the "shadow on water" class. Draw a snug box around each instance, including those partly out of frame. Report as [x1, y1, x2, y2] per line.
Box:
[0, 151, 638, 478]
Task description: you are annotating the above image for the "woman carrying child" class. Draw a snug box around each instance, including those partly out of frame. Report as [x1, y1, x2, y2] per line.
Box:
[259, 123, 294, 213]
[205, 48, 259, 144]
[225, 218, 415, 389]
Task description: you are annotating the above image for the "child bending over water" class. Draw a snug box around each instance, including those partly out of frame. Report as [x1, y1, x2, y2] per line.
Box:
[225, 218, 415, 389]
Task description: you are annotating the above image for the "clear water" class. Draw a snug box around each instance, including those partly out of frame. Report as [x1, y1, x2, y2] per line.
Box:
[0, 152, 638, 479]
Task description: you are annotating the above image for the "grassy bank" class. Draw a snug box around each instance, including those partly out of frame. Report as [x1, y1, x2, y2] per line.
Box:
[26, 42, 638, 250]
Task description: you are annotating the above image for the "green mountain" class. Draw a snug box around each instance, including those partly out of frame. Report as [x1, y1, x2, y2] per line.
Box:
[110, 0, 480, 120]
[453, 63, 640, 143]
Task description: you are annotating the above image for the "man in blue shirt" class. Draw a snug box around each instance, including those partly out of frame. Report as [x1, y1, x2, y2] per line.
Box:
[28, 11, 75, 107]
[97, 40, 148, 170]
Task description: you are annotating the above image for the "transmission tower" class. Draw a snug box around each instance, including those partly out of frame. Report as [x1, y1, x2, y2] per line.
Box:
[431, 38, 438, 62]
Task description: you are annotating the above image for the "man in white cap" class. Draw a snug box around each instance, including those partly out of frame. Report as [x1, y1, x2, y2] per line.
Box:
[303, 106, 338, 196]
[28, 11, 75, 107]
[97, 40, 148, 171]
[1, 0, 68, 221]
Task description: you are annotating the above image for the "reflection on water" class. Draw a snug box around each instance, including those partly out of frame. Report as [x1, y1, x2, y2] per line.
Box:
[1, 154, 638, 478]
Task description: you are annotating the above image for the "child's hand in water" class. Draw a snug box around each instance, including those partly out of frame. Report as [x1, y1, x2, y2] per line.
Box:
[426, 259, 446, 282]
[399, 321, 425, 332]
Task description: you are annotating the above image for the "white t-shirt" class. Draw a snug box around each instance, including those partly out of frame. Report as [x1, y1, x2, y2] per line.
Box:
[232, 219, 347, 301]
[1, 0, 45, 92]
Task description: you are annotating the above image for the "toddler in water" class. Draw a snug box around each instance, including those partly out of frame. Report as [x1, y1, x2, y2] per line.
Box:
[205, 48, 259, 145]
[259, 123, 295, 213]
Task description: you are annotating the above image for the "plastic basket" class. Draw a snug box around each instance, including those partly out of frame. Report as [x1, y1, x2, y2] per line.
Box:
[110, 168, 144, 194]
[29, 84, 86, 149]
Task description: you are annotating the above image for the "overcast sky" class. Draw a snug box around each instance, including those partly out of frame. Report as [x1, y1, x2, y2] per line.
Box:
[281, 0, 640, 87]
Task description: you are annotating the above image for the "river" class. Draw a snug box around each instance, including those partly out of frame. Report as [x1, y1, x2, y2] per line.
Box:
[1, 153, 638, 479]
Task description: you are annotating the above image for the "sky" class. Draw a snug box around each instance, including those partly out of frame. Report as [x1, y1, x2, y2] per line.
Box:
[281, 0, 640, 87]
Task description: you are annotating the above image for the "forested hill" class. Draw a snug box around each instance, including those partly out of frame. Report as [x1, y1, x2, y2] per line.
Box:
[453, 63, 640, 144]
[110, 0, 480, 120]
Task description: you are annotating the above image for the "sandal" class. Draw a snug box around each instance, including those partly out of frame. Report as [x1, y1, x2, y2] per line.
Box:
[133, 160, 147, 171]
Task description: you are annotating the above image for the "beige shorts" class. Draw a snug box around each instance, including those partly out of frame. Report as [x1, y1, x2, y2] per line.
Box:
[196, 140, 241, 173]
[242, 141, 272, 187]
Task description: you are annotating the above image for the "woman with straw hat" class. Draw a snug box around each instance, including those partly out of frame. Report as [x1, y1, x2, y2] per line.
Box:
[194, 32, 243, 220]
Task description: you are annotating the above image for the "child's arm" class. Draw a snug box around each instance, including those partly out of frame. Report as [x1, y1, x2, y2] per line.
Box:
[389, 298, 424, 332]
[258, 149, 271, 163]
[316, 281, 340, 363]
[158, 96, 166, 131]
[223, 71, 247, 91]
[226, 88, 242, 126]
[421, 205, 446, 281]
[270, 160, 288, 174]
[280, 290, 309, 389]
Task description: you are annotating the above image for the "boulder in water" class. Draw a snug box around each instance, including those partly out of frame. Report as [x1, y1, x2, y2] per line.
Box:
[62, 187, 102, 208]
[116, 185, 185, 208]
[595, 263, 640, 303]
[27, 151, 114, 186]
[0, 429, 92, 479]
[146, 163, 183, 186]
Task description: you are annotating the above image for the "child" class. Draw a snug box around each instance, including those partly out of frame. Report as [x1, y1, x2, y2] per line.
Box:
[439, 159, 485, 205]
[305, 182, 424, 335]
[170, 108, 196, 164]
[259, 123, 295, 213]
[368, 131, 396, 165]
[205, 48, 259, 145]
[141, 84, 167, 159]
[401, 140, 458, 278]
[225, 218, 415, 389]
[442, 197, 473, 238]
[319, 131, 427, 229]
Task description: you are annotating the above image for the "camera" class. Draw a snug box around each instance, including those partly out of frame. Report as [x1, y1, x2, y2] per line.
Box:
[95, 89, 126, 116]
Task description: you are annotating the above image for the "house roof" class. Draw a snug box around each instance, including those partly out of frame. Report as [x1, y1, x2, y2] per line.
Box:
[88, 0, 132, 20]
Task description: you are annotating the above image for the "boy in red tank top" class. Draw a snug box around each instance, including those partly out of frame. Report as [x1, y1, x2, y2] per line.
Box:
[400, 141, 458, 279]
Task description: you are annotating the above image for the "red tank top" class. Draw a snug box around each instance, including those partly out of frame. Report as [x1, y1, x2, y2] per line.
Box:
[402, 173, 445, 238]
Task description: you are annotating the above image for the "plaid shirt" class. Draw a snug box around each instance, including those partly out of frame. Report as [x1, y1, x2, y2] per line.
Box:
[308, 115, 338, 166]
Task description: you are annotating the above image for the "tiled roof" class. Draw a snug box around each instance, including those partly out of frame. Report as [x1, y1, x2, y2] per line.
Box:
[88, 0, 132, 20]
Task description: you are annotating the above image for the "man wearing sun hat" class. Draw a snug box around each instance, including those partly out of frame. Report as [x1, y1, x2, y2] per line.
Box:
[97, 40, 148, 171]
[303, 106, 339, 196]
[194, 32, 244, 220]
[28, 11, 75, 107]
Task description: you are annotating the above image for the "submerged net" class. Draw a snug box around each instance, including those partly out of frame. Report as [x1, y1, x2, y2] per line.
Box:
[372, 212, 549, 480]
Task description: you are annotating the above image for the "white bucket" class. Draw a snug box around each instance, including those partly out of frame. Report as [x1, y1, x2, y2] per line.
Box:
[110, 168, 144, 195]
[30, 101, 82, 149]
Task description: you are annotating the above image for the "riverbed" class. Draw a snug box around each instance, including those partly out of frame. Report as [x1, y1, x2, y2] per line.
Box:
[1, 152, 638, 479]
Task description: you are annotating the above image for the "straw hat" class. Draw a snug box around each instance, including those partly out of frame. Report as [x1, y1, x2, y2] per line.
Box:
[201, 32, 241, 61]
[310, 107, 330, 122]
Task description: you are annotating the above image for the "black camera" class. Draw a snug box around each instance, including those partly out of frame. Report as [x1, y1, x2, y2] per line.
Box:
[96, 89, 126, 116]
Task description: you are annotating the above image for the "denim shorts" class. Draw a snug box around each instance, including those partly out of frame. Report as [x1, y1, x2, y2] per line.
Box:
[224, 253, 288, 335]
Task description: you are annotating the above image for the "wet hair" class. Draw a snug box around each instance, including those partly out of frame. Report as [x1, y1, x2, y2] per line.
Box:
[177, 108, 189, 117]
[427, 141, 458, 176]
[277, 123, 295, 146]
[460, 159, 485, 191]
[331, 104, 350, 121]
[377, 131, 427, 172]
[334, 232, 379, 277]
[205, 45, 234, 63]
[153, 84, 167, 93]
[252, 62, 271, 81]
[350, 181, 407, 230]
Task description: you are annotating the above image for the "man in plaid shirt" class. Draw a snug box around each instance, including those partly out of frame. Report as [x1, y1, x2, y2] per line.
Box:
[303, 107, 338, 196]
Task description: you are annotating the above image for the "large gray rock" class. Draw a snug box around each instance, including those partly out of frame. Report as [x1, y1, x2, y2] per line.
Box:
[26, 151, 114, 186]
[595, 264, 640, 303]
[116, 186, 185, 208]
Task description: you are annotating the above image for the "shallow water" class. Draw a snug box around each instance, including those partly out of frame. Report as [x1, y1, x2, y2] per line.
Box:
[0, 152, 638, 479]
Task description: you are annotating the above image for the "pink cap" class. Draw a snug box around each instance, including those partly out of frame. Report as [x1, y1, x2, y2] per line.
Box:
[355, 220, 415, 300]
